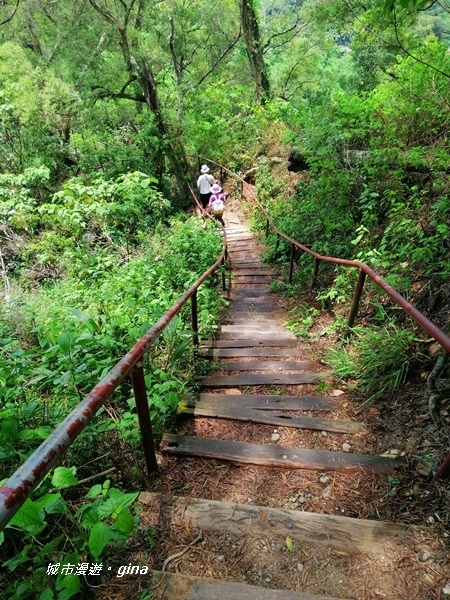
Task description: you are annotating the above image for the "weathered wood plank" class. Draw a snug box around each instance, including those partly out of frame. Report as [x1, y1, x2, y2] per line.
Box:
[139, 494, 411, 556]
[228, 288, 268, 296]
[232, 277, 274, 284]
[160, 434, 406, 473]
[212, 360, 321, 371]
[232, 268, 272, 274]
[200, 339, 299, 348]
[200, 347, 305, 357]
[190, 393, 339, 411]
[197, 373, 328, 386]
[179, 403, 365, 433]
[146, 569, 345, 600]
[212, 331, 296, 340]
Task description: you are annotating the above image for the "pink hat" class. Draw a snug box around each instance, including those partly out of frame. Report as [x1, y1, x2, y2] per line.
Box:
[211, 184, 222, 194]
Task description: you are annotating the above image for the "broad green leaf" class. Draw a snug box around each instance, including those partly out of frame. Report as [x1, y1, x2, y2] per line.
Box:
[112, 507, 135, 533]
[57, 333, 72, 354]
[88, 521, 112, 559]
[51, 467, 78, 489]
[39, 588, 54, 600]
[86, 484, 102, 498]
[9, 499, 46, 535]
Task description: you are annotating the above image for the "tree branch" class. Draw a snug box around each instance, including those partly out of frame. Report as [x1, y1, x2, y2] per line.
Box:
[196, 29, 242, 87]
[0, 0, 20, 26]
[393, 6, 450, 79]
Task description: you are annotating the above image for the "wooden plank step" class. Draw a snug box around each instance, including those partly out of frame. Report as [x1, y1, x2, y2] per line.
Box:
[139, 493, 411, 556]
[232, 277, 274, 284]
[201, 347, 306, 357]
[230, 260, 269, 267]
[227, 288, 270, 296]
[160, 433, 405, 473]
[200, 339, 299, 348]
[220, 323, 292, 330]
[213, 331, 296, 340]
[213, 360, 321, 371]
[187, 393, 339, 411]
[198, 373, 328, 386]
[160, 434, 406, 473]
[146, 568, 345, 599]
[232, 265, 271, 271]
[179, 403, 365, 434]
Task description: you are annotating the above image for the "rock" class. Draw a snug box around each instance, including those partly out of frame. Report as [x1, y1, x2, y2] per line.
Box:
[321, 431, 328, 437]
[427, 516, 435, 524]
[342, 443, 352, 453]
[332, 389, 345, 397]
[319, 475, 331, 485]
[225, 388, 242, 395]
[298, 496, 307, 504]
[217, 555, 225, 562]
[418, 551, 430, 562]
[271, 433, 280, 442]
[443, 582, 450, 596]
[297, 563, 304, 573]
[322, 484, 334, 499]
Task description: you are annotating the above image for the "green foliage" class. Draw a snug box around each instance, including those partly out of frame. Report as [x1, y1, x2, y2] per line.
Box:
[327, 324, 418, 402]
[1, 474, 140, 599]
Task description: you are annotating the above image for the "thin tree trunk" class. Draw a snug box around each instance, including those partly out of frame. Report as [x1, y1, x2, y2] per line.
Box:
[238, 0, 270, 103]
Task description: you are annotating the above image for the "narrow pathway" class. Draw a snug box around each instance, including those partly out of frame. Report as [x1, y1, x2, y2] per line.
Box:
[137, 209, 445, 600]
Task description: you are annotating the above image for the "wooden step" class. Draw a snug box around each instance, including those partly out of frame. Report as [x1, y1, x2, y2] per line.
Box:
[232, 276, 274, 284]
[197, 373, 328, 386]
[146, 570, 342, 600]
[200, 339, 299, 348]
[161, 434, 405, 472]
[211, 359, 321, 371]
[185, 393, 339, 411]
[211, 331, 296, 340]
[201, 347, 308, 357]
[179, 401, 365, 434]
[139, 493, 411, 556]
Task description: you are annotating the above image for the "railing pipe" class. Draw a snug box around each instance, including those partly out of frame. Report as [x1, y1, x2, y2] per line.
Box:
[265, 218, 269, 238]
[131, 363, 158, 474]
[348, 270, 367, 329]
[221, 257, 226, 291]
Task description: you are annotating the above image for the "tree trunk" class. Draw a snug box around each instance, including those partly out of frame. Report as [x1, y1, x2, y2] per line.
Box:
[238, 0, 270, 103]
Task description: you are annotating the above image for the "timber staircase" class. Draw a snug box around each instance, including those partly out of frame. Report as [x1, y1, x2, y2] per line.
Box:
[138, 213, 443, 599]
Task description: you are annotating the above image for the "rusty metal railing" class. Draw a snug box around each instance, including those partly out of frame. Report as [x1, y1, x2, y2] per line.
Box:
[0, 192, 228, 531]
[198, 156, 450, 481]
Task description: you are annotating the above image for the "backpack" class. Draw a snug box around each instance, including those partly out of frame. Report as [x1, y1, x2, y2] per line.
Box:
[211, 196, 224, 216]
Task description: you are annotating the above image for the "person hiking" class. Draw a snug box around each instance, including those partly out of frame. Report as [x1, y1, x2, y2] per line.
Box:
[197, 165, 215, 210]
[209, 183, 226, 226]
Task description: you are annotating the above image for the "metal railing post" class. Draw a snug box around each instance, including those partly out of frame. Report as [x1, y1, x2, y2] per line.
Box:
[240, 180, 243, 199]
[347, 270, 366, 330]
[131, 363, 158, 474]
[289, 242, 295, 284]
[312, 257, 320, 289]
[191, 289, 199, 353]
[265, 219, 269, 238]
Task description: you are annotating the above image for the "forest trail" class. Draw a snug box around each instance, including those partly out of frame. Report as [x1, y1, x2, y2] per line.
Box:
[125, 202, 447, 599]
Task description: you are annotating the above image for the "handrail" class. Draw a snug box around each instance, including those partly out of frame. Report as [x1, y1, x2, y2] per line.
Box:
[0, 192, 228, 531]
[198, 156, 450, 481]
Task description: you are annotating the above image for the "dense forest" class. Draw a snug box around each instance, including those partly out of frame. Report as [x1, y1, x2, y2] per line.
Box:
[1, 0, 450, 597]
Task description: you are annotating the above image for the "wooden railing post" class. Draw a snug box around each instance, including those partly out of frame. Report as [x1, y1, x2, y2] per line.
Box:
[289, 242, 295, 284]
[347, 270, 366, 330]
[191, 289, 199, 354]
[131, 363, 158, 475]
[312, 257, 320, 289]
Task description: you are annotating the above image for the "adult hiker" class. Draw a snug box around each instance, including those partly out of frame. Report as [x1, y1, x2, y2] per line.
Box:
[209, 183, 226, 226]
[197, 165, 216, 210]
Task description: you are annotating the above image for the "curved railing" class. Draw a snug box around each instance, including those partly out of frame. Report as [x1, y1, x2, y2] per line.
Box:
[0, 195, 228, 531]
[198, 156, 450, 481]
